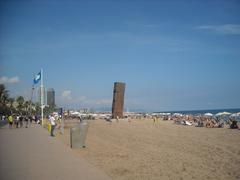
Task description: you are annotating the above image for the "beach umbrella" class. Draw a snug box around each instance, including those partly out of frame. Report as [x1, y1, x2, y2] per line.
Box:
[204, 113, 213, 116]
[230, 113, 240, 122]
[230, 113, 240, 117]
[173, 113, 183, 117]
[215, 112, 231, 116]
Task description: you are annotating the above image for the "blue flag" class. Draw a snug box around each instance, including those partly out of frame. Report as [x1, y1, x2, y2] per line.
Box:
[34, 71, 41, 84]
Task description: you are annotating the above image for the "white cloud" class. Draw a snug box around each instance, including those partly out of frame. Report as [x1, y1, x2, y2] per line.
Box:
[60, 89, 112, 107]
[95, 99, 112, 105]
[61, 90, 72, 100]
[0, 76, 20, 84]
[81, 98, 112, 106]
[77, 96, 87, 101]
[60, 91, 112, 106]
[196, 24, 240, 35]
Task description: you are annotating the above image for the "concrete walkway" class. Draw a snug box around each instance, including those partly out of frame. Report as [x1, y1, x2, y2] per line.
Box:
[0, 123, 111, 180]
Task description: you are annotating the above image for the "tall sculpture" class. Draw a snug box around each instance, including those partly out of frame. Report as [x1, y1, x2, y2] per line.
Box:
[112, 82, 125, 119]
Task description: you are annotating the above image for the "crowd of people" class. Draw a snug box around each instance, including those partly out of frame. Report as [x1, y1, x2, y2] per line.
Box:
[0, 113, 64, 138]
[1, 114, 41, 129]
[161, 114, 240, 129]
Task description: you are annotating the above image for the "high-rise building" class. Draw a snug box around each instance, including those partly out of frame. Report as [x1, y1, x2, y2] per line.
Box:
[47, 88, 55, 108]
[37, 86, 46, 105]
[112, 82, 125, 119]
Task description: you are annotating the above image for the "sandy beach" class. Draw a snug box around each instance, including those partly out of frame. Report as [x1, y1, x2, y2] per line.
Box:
[59, 119, 240, 180]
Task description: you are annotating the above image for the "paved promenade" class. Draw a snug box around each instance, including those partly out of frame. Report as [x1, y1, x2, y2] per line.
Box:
[0, 123, 111, 180]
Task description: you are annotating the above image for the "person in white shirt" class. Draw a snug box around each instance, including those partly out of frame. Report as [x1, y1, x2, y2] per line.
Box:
[49, 115, 56, 137]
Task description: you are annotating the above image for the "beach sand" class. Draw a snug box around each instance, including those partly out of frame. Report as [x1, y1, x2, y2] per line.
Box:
[58, 119, 240, 180]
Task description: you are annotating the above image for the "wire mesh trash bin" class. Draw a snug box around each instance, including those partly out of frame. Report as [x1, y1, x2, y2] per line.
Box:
[70, 120, 89, 148]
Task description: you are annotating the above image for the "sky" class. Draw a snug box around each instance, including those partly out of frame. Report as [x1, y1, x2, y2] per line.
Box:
[0, 0, 240, 112]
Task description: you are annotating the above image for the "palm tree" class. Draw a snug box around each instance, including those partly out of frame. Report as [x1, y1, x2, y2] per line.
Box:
[0, 84, 10, 115]
[0, 84, 6, 101]
[0, 84, 9, 106]
[2, 93, 9, 106]
[23, 101, 30, 115]
[35, 102, 41, 115]
[16, 96, 25, 114]
[8, 97, 15, 113]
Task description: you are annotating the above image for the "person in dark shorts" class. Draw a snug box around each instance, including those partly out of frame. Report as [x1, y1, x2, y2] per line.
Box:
[15, 115, 20, 128]
[24, 116, 29, 128]
[8, 115, 13, 129]
[19, 116, 23, 127]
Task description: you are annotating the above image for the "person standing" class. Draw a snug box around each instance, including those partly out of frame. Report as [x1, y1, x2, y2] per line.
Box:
[19, 115, 23, 128]
[153, 116, 156, 124]
[29, 116, 33, 124]
[24, 116, 29, 128]
[34, 115, 37, 124]
[49, 115, 56, 137]
[15, 115, 20, 128]
[8, 115, 13, 129]
[13, 115, 17, 128]
[79, 115, 83, 122]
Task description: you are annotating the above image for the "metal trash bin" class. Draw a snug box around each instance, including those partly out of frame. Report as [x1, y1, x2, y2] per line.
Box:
[70, 120, 89, 148]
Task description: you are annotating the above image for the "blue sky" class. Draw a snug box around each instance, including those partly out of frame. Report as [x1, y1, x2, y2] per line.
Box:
[1, 0, 240, 112]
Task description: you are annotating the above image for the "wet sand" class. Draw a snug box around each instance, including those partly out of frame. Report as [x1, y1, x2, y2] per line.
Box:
[59, 119, 240, 180]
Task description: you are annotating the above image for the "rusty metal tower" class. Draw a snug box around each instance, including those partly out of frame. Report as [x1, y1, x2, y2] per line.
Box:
[112, 82, 125, 119]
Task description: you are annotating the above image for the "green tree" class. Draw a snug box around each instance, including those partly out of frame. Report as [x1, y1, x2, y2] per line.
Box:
[16, 96, 25, 114]
[34, 102, 41, 115]
[44, 105, 56, 117]
[0, 84, 9, 106]
[8, 98, 15, 108]
[8, 97, 15, 113]
[0, 84, 10, 115]
[23, 100, 30, 115]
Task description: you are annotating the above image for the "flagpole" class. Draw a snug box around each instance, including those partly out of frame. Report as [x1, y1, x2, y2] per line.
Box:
[41, 68, 44, 126]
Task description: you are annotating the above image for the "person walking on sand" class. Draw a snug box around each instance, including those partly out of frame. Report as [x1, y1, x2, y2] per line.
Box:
[157, 116, 159, 123]
[49, 114, 56, 137]
[153, 116, 157, 124]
